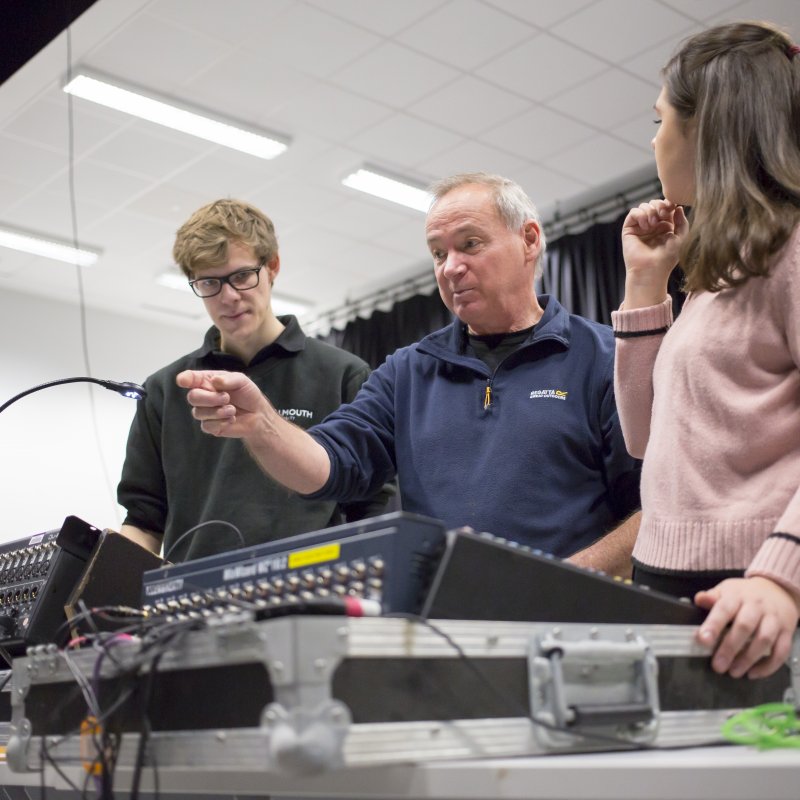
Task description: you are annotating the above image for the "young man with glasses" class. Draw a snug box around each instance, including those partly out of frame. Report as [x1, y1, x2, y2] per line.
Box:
[117, 199, 391, 562]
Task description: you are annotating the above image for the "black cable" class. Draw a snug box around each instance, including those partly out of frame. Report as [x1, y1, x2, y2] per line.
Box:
[39, 613, 199, 796]
[77, 598, 100, 637]
[36, 613, 236, 795]
[0, 377, 146, 415]
[53, 603, 148, 644]
[67, 33, 120, 775]
[80, 753, 94, 800]
[39, 735, 82, 794]
[64, 25, 90, 380]
[162, 519, 245, 563]
[40, 731, 47, 800]
[64, 21, 143, 525]
[130, 653, 164, 800]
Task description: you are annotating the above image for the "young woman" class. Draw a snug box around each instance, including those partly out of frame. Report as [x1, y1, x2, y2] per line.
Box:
[613, 21, 800, 679]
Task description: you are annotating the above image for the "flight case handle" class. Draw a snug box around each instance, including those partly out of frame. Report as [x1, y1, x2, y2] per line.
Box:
[529, 630, 660, 749]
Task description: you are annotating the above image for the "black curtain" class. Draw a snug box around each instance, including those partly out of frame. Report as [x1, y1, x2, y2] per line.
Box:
[322, 291, 453, 369]
[319, 212, 685, 366]
[541, 211, 686, 324]
[540, 213, 627, 324]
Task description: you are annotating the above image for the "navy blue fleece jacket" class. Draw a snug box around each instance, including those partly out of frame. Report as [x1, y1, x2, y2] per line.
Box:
[306, 296, 640, 557]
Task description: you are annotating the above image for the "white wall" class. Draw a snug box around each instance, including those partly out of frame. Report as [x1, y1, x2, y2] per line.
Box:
[0, 289, 201, 542]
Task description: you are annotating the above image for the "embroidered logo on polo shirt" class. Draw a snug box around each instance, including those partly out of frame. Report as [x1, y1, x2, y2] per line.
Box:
[529, 389, 568, 401]
[278, 408, 314, 421]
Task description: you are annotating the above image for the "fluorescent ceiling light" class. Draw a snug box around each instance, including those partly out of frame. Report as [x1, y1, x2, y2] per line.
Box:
[272, 293, 313, 318]
[0, 227, 99, 267]
[155, 269, 189, 292]
[64, 72, 289, 160]
[342, 167, 431, 213]
[156, 269, 312, 317]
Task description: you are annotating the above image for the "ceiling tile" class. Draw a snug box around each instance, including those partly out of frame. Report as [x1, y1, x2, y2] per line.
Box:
[280, 226, 355, 268]
[3, 96, 122, 158]
[476, 32, 605, 102]
[550, 0, 696, 62]
[305, 0, 445, 36]
[479, 106, 594, 160]
[241, 3, 382, 79]
[83, 12, 233, 92]
[141, 281, 205, 318]
[340, 240, 422, 278]
[418, 140, 528, 180]
[244, 136, 337, 186]
[408, 75, 531, 137]
[81, 210, 177, 258]
[0, 135, 67, 186]
[88, 125, 209, 180]
[329, 42, 459, 108]
[0, 259, 88, 298]
[274, 258, 363, 310]
[0, 176, 28, 215]
[396, 0, 536, 70]
[620, 28, 701, 85]
[514, 163, 590, 210]
[710, 0, 800, 31]
[316, 198, 415, 241]
[244, 176, 345, 240]
[5, 0, 800, 336]
[349, 113, 463, 168]
[378, 218, 431, 260]
[0, 249, 35, 277]
[611, 114, 659, 152]
[2, 188, 108, 241]
[183, 52, 317, 127]
[42, 161, 152, 208]
[147, 0, 294, 45]
[168, 149, 274, 199]
[661, 0, 748, 21]
[124, 183, 212, 226]
[273, 84, 393, 144]
[483, 0, 596, 28]
[546, 68, 659, 129]
[545, 135, 653, 185]
[139, 300, 207, 323]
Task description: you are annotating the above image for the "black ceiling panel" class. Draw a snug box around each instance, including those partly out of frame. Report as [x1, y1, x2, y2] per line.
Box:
[0, 0, 100, 85]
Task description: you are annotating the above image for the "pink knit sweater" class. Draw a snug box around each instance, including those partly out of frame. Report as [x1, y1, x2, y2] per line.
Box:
[612, 224, 800, 600]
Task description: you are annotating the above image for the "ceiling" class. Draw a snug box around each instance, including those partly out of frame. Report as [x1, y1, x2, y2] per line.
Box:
[1, 0, 798, 335]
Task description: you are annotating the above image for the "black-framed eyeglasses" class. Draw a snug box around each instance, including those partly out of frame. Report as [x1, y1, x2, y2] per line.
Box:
[188, 265, 264, 298]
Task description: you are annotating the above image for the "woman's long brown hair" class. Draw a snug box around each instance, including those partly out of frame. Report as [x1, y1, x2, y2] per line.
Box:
[663, 21, 800, 292]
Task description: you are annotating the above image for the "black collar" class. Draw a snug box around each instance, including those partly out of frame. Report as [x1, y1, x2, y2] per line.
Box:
[198, 315, 306, 368]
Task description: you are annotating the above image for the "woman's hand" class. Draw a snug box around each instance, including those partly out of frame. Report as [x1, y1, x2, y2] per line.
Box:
[621, 199, 688, 310]
[694, 576, 800, 679]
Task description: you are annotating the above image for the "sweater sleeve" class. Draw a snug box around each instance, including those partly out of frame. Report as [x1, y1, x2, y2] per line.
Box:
[610, 297, 673, 459]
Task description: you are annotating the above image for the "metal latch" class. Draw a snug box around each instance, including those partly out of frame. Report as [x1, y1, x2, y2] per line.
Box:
[261, 700, 351, 775]
[528, 627, 660, 751]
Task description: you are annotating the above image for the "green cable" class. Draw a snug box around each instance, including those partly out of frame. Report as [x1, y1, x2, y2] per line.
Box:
[721, 703, 800, 750]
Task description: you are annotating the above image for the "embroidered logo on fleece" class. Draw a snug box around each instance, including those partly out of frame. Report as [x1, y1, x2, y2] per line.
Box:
[278, 408, 314, 421]
[529, 389, 568, 401]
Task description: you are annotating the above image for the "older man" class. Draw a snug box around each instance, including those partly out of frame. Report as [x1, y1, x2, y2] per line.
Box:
[178, 174, 641, 573]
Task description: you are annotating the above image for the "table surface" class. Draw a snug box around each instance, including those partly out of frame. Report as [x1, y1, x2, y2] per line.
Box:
[2, 744, 800, 800]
